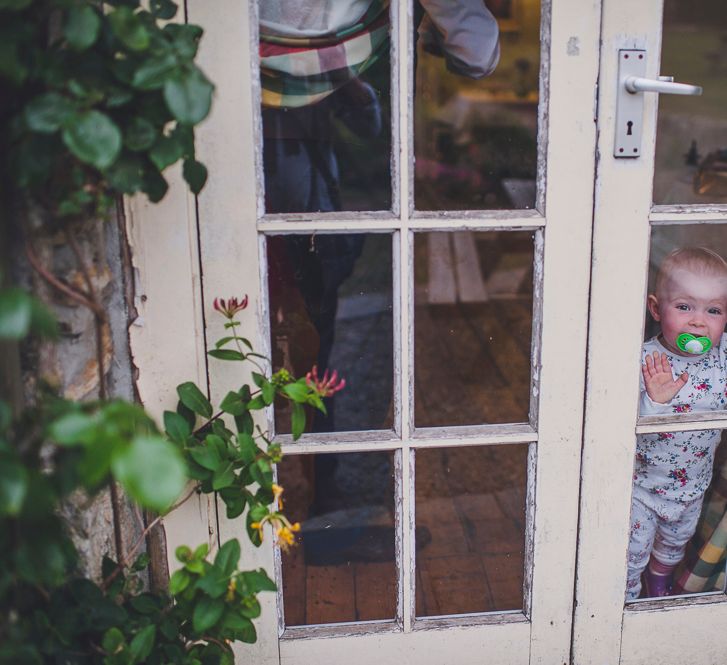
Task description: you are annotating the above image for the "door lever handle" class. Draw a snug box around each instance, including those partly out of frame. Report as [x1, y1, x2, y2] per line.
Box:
[615, 49, 703, 158]
[624, 75, 703, 96]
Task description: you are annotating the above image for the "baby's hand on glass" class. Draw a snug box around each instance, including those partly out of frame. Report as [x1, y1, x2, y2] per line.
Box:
[642, 350, 688, 404]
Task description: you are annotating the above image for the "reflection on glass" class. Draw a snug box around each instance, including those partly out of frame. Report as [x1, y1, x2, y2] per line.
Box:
[414, 0, 541, 211]
[414, 231, 534, 427]
[628, 237, 727, 600]
[415, 445, 527, 616]
[268, 234, 393, 434]
[259, 1, 391, 213]
[279, 452, 396, 626]
[654, 2, 727, 204]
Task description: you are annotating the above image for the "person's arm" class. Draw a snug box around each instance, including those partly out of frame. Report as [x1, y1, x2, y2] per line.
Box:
[334, 79, 382, 138]
[418, 0, 500, 79]
[639, 350, 688, 415]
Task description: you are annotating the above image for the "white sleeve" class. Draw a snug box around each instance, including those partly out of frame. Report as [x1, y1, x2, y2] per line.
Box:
[639, 390, 674, 416]
[419, 0, 501, 79]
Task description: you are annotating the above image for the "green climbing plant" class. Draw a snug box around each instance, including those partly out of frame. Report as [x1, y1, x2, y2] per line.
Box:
[0, 1, 345, 662]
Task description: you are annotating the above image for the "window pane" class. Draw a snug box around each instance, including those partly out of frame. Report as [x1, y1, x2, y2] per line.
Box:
[654, 1, 727, 205]
[268, 234, 393, 434]
[260, 2, 392, 213]
[414, 0, 541, 211]
[627, 430, 727, 600]
[415, 445, 527, 616]
[414, 231, 534, 427]
[279, 452, 396, 626]
[629, 232, 727, 600]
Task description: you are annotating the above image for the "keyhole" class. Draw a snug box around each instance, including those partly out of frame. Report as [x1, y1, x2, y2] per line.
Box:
[627, 120, 633, 136]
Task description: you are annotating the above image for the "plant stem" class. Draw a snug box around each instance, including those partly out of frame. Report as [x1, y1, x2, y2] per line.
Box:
[100, 486, 199, 591]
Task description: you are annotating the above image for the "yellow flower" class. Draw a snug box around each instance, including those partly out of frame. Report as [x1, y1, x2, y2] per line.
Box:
[226, 578, 237, 601]
[276, 525, 297, 551]
[251, 521, 264, 541]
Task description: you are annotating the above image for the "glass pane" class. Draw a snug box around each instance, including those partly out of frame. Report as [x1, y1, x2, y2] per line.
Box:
[654, 2, 727, 204]
[628, 429, 727, 600]
[268, 234, 393, 434]
[259, 1, 391, 213]
[414, 231, 534, 427]
[279, 451, 396, 626]
[415, 445, 527, 616]
[628, 233, 727, 600]
[414, 0, 541, 211]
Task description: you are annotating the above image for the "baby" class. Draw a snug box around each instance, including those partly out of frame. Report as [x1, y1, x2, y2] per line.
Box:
[627, 247, 727, 599]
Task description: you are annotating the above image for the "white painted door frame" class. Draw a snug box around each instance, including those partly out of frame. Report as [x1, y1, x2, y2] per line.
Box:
[574, 1, 727, 664]
[127, 0, 603, 663]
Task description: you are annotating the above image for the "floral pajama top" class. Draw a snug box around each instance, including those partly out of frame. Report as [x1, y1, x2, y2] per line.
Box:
[637, 334, 727, 506]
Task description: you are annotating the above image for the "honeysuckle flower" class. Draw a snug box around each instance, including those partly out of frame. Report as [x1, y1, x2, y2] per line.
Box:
[272, 483, 284, 509]
[226, 578, 237, 601]
[306, 365, 346, 397]
[213, 295, 249, 319]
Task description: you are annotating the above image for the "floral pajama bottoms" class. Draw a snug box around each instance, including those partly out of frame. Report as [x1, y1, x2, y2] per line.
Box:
[626, 487, 703, 600]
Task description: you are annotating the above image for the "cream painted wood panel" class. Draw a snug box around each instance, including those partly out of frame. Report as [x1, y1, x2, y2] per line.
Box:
[575, 0, 727, 663]
[128, 0, 601, 663]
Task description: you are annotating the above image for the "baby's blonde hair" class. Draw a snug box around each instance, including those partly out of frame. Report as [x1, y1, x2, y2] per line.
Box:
[655, 247, 727, 298]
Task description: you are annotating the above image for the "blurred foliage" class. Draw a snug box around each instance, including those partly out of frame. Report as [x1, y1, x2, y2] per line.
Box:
[0, 0, 213, 219]
[0, 293, 331, 663]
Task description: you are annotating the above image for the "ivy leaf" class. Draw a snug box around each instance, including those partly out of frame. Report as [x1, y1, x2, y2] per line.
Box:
[149, 133, 184, 171]
[25, 93, 74, 133]
[105, 153, 145, 193]
[183, 158, 207, 194]
[249, 459, 272, 489]
[212, 462, 235, 490]
[129, 625, 156, 662]
[109, 6, 150, 51]
[65, 6, 101, 51]
[164, 410, 191, 444]
[281, 379, 309, 403]
[214, 539, 240, 576]
[102, 627, 125, 654]
[169, 569, 190, 595]
[151, 0, 178, 19]
[132, 53, 179, 90]
[189, 444, 222, 472]
[124, 117, 157, 151]
[0, 458, 28, 515]
[177, 382, 212, 418]
[207, 349, 244, 361]
[193, 596, 225, 633]
[241, 568, 277, 593]
[111, 435, 186, 512]
[226, 613, 256, 643]
[48, 411, 97, 446]
[164, 23, 204, 60]
[219, 391, 247, 417]
[0, 288, 32, 339]
[62, 111, 122, 169]
[291, 402, 306, 440]
[142, 167, 169, 203]
[163, 66, 213, 125]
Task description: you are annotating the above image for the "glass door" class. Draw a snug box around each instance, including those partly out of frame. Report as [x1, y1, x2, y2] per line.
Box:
[575, 1, 727, 663]
[158, 0, 601, 663]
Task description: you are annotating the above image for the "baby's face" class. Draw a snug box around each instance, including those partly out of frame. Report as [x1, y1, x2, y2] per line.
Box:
[650, 268, 727, 356]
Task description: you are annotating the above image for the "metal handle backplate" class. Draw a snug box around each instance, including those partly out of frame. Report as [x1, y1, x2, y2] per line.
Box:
[614, 49, 704, 158]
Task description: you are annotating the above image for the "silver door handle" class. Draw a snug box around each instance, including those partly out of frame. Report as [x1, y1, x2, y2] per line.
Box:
[624, 75, 703, 96]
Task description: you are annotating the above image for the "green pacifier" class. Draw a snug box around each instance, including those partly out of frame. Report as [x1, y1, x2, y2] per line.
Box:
[676, 333, 712, 355]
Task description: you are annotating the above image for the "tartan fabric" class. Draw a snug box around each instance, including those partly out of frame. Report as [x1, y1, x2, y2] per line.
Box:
[260, 1, 389, 108]
[674, 443, 727, 593]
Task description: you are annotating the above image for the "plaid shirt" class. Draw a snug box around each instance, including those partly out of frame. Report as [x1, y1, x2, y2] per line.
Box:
[260, 0, 389, 108]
